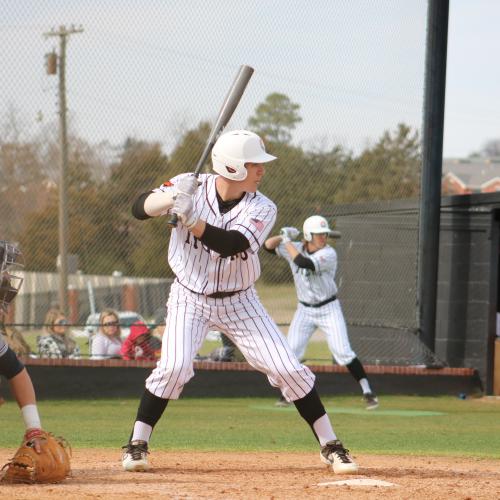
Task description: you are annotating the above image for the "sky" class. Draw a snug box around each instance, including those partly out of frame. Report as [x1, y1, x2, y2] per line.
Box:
[0, 0, 498, 159]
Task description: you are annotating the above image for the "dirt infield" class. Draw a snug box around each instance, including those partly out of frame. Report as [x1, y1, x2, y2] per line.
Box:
[1, 449, 499, 499]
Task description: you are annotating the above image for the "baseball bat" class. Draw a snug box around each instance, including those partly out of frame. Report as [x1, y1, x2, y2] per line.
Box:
[168, 64, 254, 227]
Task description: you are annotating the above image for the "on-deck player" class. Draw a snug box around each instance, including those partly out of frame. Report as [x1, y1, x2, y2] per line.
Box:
[0, 240, 45, 452]
[122, 130, 358, 474]
[264, 217, 378, 409]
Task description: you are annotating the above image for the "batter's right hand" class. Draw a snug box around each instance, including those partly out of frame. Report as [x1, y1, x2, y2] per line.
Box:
[175, 174, 199, 197]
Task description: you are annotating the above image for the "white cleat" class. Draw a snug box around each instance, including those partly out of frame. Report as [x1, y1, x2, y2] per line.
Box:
[363, 393, 379, 410]
[320, 440, 359, 474]
[122, 440, 150, 472]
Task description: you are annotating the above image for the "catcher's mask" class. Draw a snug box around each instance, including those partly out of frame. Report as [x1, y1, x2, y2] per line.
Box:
[0, 240, 24, 313]
[212, 130, 276, 181]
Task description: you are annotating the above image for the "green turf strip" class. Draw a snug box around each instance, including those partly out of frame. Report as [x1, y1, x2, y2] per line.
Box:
[251, 405, 445, 416]
[1, 396, 499, 458]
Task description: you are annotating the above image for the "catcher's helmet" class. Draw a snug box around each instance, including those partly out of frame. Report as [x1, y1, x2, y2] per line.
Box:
[212, 130, 276, 181]
[303, 215, 331, 242]
[0, 240, 24, 313]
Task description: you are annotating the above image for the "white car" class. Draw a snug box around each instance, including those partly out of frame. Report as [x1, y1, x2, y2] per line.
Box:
[82, 310, 146, 340]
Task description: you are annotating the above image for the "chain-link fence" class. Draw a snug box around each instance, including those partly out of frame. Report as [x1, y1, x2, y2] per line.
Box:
[1, 1, 434, 364]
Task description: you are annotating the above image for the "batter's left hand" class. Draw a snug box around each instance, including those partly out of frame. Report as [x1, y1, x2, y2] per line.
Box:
[173, 193, 198, 229]
[280, 227, 300, 242]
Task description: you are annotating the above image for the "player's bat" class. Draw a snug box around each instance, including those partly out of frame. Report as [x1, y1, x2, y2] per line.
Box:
[168, 64, 254, 227]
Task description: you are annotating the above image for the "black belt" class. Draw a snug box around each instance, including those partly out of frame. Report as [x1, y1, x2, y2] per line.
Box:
[207, 290, 241, 299]
[299, 295, 337, 308]
[177, 280, 243, 299]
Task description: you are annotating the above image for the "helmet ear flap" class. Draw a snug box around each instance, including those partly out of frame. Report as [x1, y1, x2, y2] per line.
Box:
[212, 157, 248, 181]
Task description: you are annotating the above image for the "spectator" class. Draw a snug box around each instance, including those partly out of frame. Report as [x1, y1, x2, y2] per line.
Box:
[0, 319, 32, 357]
[37, 308, 80, 359]
[120, 321, 160, 361]
[90, 309, 123, 359]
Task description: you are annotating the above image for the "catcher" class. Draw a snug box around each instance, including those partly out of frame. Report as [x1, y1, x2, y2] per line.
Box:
[0, 240, 71, 484]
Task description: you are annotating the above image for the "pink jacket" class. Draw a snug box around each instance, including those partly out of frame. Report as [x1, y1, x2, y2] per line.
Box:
[120, 321, 157, 361]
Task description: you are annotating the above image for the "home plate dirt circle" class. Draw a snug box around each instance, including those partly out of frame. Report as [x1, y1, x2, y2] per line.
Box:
[318, 478, 397, 487]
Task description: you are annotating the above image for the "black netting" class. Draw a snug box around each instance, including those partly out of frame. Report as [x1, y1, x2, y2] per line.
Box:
[1, 2, 439, 365]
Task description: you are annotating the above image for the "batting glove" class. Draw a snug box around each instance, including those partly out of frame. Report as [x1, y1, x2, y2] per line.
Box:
[175, 174, 199, 197]
[173, 192, 198, 229]
[280, 227, 300, 243]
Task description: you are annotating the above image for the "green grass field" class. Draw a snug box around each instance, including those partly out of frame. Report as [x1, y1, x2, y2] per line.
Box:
[2, 396, 499, 458]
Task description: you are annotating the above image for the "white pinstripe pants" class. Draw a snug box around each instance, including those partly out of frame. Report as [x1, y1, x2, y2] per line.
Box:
[146, 281, 315, 401]
[287, 300, 356, 366]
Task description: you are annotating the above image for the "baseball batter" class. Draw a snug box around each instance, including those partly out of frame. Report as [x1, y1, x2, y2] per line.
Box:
[0, 241, 44, 452]
[264, 216, 378, 410]
[122, 130, 358, 474]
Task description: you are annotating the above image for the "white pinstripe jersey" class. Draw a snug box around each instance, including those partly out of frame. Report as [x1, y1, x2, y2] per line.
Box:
[154, 173, 277, 294]
[276, 242, 338, 304]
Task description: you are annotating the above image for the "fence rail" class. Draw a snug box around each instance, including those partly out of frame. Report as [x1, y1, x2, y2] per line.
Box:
[9, 272, 172, 328]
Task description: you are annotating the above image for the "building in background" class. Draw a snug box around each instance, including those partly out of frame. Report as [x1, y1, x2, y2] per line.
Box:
[442, 158, 500, 195]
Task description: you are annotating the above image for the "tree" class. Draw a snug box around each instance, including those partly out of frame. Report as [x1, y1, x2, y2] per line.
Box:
[336, 123, 421, 203]
[256, 140, 349, 283]
[247, 93, 302, 144]
[96, 138, 171, 276]
[481, 139, 500, 158]
[0, 105, 50, 240]
[167, 121, 211, 177]
[18, 140, 101, 272]
[129, 123, 212, 277]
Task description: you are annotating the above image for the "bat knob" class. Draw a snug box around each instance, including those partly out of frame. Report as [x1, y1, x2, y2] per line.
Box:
[167, 213, 179, 228]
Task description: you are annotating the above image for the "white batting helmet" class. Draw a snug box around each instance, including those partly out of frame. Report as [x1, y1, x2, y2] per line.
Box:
[303, 215, 331, 242]
[212, 130, 277, 181]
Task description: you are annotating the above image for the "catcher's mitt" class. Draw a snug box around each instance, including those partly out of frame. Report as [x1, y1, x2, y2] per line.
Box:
[1, 429, 71, 484]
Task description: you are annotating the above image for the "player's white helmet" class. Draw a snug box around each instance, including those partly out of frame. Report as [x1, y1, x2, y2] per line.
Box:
[212, 130, 277, 181]
[303, 215, 331, 242]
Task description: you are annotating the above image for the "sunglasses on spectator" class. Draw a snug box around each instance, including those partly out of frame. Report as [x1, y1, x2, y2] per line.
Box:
[55, 319, 68, 326]
[103, 321, 119, 327]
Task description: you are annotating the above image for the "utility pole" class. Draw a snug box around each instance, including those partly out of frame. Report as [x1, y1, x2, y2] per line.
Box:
[44, 25, 83, 315]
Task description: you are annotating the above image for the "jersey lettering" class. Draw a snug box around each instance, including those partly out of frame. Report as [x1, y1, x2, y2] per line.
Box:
[229, 250, 248, 261]
[295, 267, 312, 277]
[184, 233, 212, 253]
